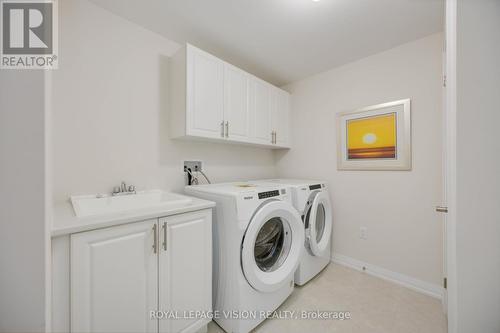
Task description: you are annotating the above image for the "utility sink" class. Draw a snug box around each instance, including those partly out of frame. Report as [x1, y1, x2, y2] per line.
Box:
[71, 190, 193, 218]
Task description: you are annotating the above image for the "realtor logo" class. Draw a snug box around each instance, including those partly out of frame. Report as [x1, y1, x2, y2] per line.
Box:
[1, 0, 58, 69]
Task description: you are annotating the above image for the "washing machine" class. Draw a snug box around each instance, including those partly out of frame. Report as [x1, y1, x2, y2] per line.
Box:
[254, 179, 332, 286]
[185, 182, 304, 333]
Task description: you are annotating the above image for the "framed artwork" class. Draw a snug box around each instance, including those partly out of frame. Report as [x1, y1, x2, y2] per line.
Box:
[336, 99, 411, 170]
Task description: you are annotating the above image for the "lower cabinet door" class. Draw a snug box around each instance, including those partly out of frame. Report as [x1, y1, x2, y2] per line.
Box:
[71, 220, 158, 333]
[158, 210, 212, 333]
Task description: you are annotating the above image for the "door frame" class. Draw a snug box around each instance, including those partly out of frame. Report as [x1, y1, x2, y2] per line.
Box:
[444, 0, 458, 332]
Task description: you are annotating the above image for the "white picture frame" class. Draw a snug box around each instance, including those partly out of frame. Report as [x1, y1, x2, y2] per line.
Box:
[336, 99, 411, 171]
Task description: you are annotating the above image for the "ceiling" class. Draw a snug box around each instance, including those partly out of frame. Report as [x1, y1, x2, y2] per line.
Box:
[89, 0, 444, 86]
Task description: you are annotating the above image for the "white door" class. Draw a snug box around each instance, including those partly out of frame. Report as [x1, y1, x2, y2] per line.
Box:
[187, 45, 224, 138]
[158, 210, 212, 333]
[303, 191, 332, 258]
[250, 78, 272, 144]
[271, 89, 291, 147]
[224, 64, 250, 141]
[71, 220, 158, 333]
[241, 200, 304, 292]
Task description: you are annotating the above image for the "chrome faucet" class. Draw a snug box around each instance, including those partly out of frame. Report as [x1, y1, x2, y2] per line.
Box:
[112, 181, 136, 196]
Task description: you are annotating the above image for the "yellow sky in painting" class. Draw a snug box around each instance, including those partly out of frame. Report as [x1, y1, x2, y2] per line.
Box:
[347, 113, 396, 149]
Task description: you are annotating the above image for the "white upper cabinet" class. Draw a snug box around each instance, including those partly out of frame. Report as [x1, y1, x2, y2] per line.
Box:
[272, 88, 291, 147]
[170, 44, 291, 149]
[250, 78, 272, 145]
[224, 64, 250, 141]
[187, 45, 224, 138]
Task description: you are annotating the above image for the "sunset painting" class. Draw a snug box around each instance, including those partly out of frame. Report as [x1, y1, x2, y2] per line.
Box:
[337, 99, 411, 170]
[346, 113, 397, 160]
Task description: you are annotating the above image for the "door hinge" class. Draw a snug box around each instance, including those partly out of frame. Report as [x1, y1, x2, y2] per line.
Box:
[443, 277, 447, 289]
[443, 75, 447, 87]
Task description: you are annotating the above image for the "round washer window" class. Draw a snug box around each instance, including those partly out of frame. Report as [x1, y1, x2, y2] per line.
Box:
[315, 204, 326, 243]
[254, 217, 291, 272]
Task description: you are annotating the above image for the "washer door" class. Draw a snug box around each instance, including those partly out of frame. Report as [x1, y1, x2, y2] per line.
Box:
[305, 191, 332, 257]
[241, 200, 304, 293]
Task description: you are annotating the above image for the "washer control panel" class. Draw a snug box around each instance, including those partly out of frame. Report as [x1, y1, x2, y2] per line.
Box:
[258, 190, 280, 199]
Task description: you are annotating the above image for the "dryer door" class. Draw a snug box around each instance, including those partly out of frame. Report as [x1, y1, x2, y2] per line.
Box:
[304, 191, 332, 257]
[241, 200, 304, 293]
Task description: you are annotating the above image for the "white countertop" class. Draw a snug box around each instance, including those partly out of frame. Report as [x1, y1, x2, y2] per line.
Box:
[52, 194, 215, 237]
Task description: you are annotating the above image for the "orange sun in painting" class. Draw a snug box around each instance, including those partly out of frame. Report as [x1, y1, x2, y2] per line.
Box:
[347, 113, 397, 159]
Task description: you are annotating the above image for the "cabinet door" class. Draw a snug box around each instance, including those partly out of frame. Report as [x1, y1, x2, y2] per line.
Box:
[159, 210, 212, 333]
[273, 89, 291, 147]
[250, 78, 272, 144]
[186, 45, 224, 139]
[71, 220, 158, 333]
[269, 87, 279, 145]
[224, 64, 250, 141]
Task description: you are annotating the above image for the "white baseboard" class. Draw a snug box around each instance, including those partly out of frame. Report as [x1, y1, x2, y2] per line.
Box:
[331, 253, 444, 300]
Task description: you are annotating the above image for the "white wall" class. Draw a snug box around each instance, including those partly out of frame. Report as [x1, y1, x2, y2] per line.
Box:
[51, 0, 276, 203]
[456, 1, 500, 332]
[276, 34, 444, 287]
[0, 72, 47, 331]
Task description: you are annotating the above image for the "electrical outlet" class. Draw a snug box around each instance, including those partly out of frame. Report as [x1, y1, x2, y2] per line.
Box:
[184, 161, 202, 172]
[360, 227, 368, 240]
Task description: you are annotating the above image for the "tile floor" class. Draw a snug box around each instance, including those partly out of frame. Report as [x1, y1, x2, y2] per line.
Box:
[208, 263, 447, 333]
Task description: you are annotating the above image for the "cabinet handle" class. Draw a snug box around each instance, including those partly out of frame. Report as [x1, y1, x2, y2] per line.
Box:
[162, 222, 167, 251]
[220, 121, 224, 137]
[152, 224, 157, 254]
[436, 206, 448, 213]
[274, 131, 277, 144]
[271, 131, 274, 144]
[225, 121, 229, 138]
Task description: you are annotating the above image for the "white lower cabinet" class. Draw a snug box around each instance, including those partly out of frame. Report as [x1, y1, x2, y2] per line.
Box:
[70, 210, 212, 333]
[71, 219, 158, 333]
[159, 212, 212, 333]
